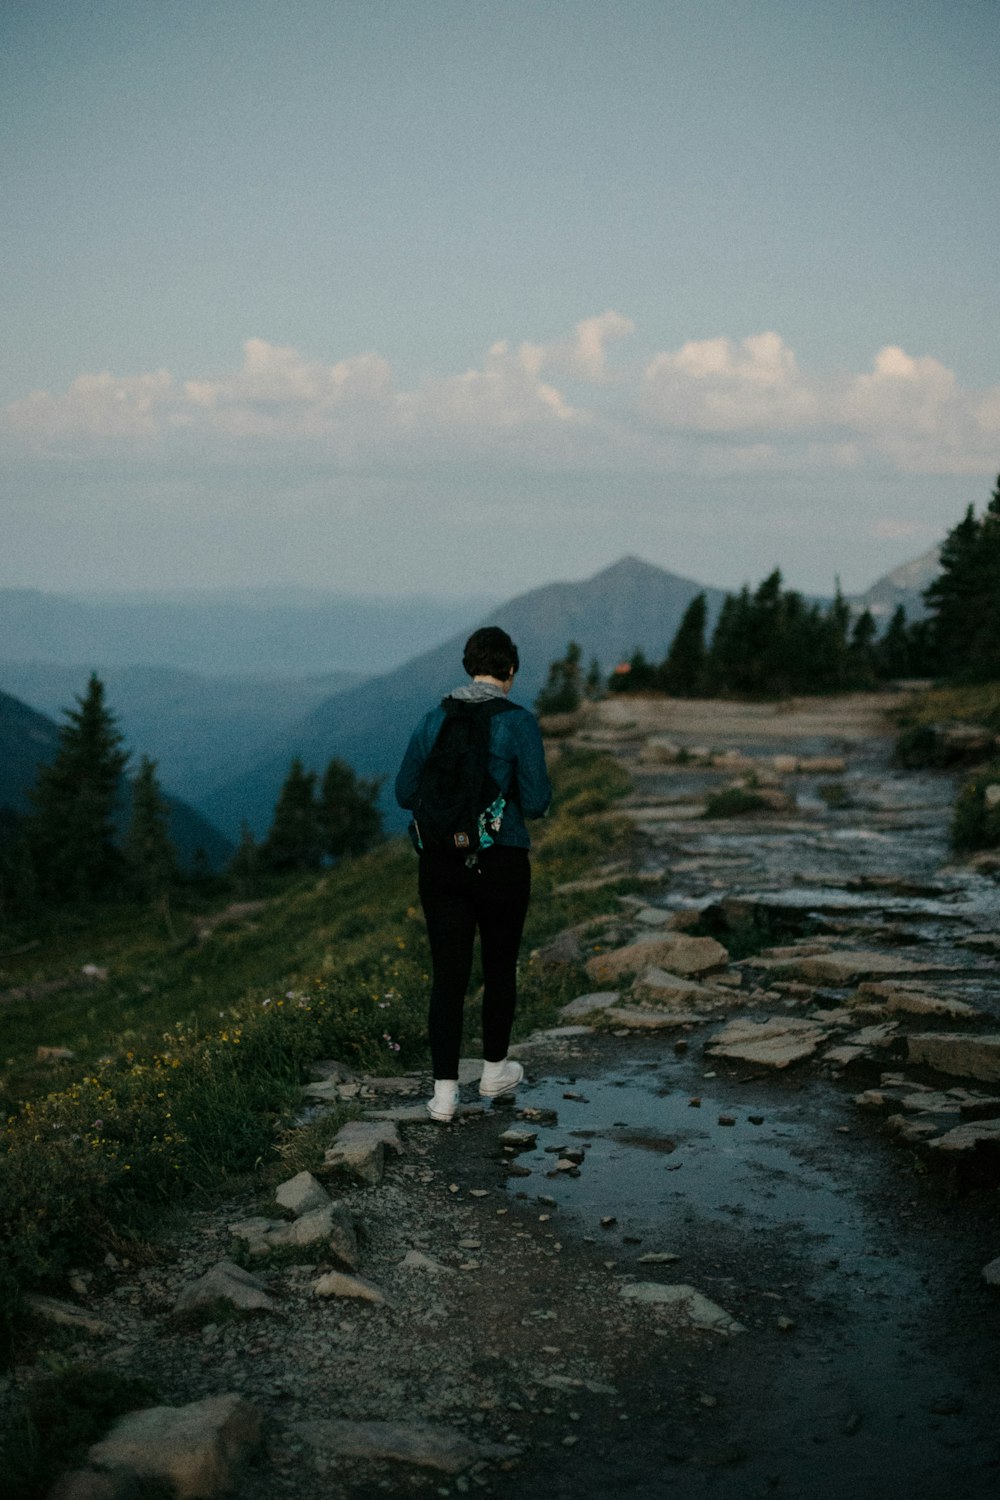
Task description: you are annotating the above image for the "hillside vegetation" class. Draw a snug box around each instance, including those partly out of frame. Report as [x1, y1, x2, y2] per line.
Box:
[0, 748, 633, 1357]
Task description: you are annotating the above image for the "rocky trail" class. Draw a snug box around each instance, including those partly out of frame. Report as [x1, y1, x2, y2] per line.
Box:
[21, 695, 1000, 1500]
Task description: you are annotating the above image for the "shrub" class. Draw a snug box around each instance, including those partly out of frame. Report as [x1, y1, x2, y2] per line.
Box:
[952, 762, 1000, 851]
[702, 786, 769, 818]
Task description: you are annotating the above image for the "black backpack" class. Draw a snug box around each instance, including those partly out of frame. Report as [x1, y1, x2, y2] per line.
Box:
[412, 697, 517, 864]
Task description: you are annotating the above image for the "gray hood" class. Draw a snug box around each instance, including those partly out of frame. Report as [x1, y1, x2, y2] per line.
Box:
[448, 681, 508, 703]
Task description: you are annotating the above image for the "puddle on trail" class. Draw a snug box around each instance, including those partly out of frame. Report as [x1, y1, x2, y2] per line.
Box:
[505, 1055, 898, 1300]
[499, 1050, 1000, 1499]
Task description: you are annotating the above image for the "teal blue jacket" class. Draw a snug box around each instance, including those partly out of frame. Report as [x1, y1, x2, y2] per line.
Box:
[394, 683, 552, 849]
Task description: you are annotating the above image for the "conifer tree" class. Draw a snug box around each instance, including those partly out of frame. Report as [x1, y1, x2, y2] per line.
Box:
[584, 657, 604, 700]
[26, 674, 129, 902]
[847, 609, 879, 689]
[658, 593, 708, 696]
[318, 758, 383, 859]
[262, 759, 321, 872]
[124, 755, 178, 931]
[924, 504, 980, 678]
[536, 642, 583, 714]
[875, 605, 912, 680]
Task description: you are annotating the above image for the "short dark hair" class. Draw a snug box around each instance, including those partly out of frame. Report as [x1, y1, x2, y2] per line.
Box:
[462, 626, 519, 680]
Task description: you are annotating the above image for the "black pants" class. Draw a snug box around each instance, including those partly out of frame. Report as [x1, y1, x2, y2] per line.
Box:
[418, 846, 531, 1080]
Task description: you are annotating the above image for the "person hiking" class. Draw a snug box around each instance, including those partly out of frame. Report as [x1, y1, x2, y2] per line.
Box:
[395, 626, 552, 1120]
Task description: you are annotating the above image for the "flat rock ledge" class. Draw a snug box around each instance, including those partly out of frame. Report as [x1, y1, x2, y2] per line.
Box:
[906, 1034, 1000, 1084]
[620, 1282, 746, 1336]
[86, 1393, 261, 1499]
[293, 1418, 519, 1473]
[755, 950, 948, 985]
[706, 1017, 829, 1068]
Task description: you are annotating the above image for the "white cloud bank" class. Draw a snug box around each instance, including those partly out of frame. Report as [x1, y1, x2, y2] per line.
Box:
[5, 317, 999, 478]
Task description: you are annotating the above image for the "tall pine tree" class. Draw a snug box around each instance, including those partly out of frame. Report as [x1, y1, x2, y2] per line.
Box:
[26, 674, 129, 902]
[318, 758, 383, 859]
[658, 593, 708, 696]
[262, 759, 321, 872]
[124, 756, 178, 926]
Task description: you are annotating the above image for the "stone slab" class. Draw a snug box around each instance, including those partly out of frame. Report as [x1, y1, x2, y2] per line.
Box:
[707, 1017, 828, 1068]
[906, 1033, 1000, 1084]
[294, 1418, 517, 1472]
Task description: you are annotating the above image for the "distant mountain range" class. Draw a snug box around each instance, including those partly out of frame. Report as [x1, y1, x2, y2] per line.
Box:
[848, 544, 940, 621]
[0, 689, 233, 871]
[200, 556, 730, 837]
[0, 586, 493, 677]
[0, 662, 360, 802]
[3, 544, 943, 846]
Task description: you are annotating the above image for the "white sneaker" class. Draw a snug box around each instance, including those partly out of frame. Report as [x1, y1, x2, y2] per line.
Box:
[426, 1080, 459, 1121]
[479, 1059, 524, 1098]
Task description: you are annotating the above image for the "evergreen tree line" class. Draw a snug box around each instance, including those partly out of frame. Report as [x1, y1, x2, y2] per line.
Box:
[606, 574, 917, 699]
[0, 675, 383, 922]
[535, 476, 1000, 707]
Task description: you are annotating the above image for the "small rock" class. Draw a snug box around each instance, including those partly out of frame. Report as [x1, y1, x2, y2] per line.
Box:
[322, 1120, 403, 1185]
[620, 1282, 746, 1335]
[275, 1171, 330, 1217]
[173, 1261, 278, 1318]
[400, 1250, 452, 1274]
[981, 1256, 1000, 1288]
[25, 1296, 111, 1337]
[559, 991, 620, 1020]
[312, 1271, 387, 1304]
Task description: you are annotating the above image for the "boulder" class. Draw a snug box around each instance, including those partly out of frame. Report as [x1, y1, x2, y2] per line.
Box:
[87, 1394, 261, 1499]
[619, 1282, 746, 1335]
[707, 1017, 828, 1068]
[586, 933, 727, 984]
[275, 1170, 330, 1216]
[906, 1034, 1000, 1084]
[173, 1261, 278, 1318]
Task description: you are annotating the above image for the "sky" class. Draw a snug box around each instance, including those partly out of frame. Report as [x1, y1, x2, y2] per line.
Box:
[3, 0, 999, 601]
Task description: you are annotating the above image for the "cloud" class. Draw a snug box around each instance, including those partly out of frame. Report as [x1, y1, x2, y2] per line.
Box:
[640, 332, 819, 434]
[5, 319, 999, 480]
